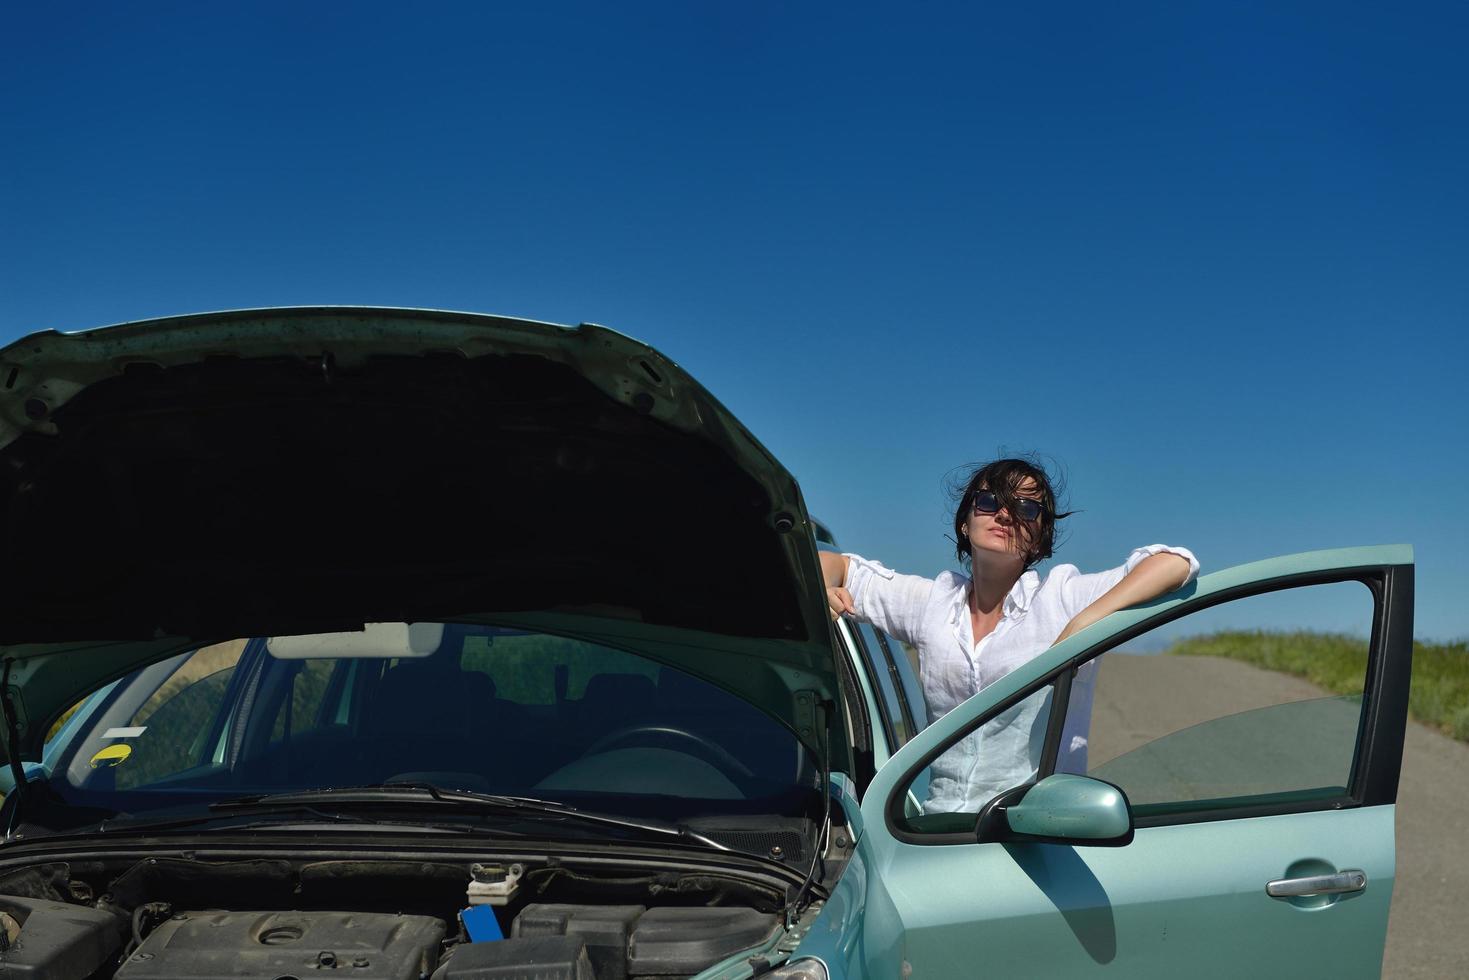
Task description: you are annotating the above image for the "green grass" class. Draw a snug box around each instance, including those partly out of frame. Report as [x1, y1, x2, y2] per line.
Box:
[1168, 630, 1469, 743]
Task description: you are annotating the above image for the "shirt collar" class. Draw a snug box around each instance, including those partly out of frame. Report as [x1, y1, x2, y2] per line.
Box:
[1003, 569, 1042, 617]
[951, 568, 1043, 620]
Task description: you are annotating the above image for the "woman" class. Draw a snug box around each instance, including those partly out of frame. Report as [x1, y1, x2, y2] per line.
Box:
[819, 457, 1197, 812]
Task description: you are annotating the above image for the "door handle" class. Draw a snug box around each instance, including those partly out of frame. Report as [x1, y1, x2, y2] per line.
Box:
[1266, 869, 1367, 898]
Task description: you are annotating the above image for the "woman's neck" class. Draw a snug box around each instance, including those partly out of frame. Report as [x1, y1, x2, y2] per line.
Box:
[969, 554, 1025, 615]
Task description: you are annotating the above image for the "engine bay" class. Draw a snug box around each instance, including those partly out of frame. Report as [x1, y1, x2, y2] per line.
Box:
[0, 853, 802, 980]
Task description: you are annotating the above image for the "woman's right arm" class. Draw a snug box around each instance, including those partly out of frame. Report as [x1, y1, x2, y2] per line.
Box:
[819, 551, 934, 648]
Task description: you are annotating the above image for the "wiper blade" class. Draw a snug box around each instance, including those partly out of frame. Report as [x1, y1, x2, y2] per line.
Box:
[89, 804, 482, 836]
[214, 784, 731, 851]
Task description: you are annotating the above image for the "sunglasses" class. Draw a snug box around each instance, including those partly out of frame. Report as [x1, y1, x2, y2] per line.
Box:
[970, 489, 1045, 522]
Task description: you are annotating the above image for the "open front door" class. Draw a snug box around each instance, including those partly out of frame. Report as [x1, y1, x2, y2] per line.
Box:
[852, 545, 1412, 980]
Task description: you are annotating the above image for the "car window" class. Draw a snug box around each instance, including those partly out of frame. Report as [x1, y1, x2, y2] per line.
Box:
[874, 628, 926, 734]
[853, 622, 916, 749]
[459, 632, 659, 704]
[1069, 580, 1373, 820]
[50, 624, 812, 819]
[894, 578, 1377, 837]
[268, 658, 340, 743]
[113, 639, 248, 789]
[894, 683, 1059, 833]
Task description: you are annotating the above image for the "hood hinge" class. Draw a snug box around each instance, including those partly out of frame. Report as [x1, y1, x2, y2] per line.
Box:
[793, 689, 827, 758]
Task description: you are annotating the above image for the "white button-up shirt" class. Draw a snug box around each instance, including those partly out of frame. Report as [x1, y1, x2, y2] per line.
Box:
[843, 545, 1199, 813]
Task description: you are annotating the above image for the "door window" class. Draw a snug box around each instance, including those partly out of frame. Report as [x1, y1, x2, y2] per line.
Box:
[853, 622, 917, 749]
[1071, 580, 1373, 821]
[875, 629, 927, 732]
[894, 577, 1378, 836]
[895, 684, 1060, 833]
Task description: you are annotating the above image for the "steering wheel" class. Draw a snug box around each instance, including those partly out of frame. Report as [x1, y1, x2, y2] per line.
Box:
[581, 725, 756, 781]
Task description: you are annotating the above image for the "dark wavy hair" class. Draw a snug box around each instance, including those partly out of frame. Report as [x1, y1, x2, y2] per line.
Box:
[949, 456, 1072, 570]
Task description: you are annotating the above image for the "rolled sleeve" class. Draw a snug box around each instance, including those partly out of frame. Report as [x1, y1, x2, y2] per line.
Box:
[1061, 543, 1200, 614]
[841, 553, 934, 648]
[1121, 543, 1199, 584]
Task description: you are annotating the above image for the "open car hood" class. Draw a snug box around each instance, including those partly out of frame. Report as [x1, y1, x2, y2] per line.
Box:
[0, 308, 846, 770]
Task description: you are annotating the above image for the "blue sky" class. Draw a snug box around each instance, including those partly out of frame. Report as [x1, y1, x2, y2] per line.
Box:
[3, 3, 1465, 639]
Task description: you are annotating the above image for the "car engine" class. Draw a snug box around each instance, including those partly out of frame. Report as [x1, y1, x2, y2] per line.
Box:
[0, 855, 795, 980]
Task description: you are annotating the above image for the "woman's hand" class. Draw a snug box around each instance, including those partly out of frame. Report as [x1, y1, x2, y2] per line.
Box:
[827, 585, 855, 621]
[819, 552, 854, 620]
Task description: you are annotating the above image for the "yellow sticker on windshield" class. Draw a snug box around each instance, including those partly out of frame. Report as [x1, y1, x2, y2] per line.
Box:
[89, 744, 133, 769]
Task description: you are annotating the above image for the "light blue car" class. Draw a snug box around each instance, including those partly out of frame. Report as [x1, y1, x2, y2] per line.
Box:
[0, 309, 1411, 980]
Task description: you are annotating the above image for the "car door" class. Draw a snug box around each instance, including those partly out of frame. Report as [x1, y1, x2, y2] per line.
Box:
[852, 545, 1412, 980]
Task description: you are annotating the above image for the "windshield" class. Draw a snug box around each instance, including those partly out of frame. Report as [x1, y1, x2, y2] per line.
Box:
[31, 623, 817, 831]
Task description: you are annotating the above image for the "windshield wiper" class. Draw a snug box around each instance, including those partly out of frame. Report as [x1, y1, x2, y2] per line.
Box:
[211, 783, 731, 851]
[84, 803, 484, 836]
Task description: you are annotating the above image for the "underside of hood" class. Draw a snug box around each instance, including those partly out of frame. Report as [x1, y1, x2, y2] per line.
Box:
[0, 308, 844, 766]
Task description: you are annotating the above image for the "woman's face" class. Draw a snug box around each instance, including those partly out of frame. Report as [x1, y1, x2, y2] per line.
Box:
[966, 476, 1044, 564]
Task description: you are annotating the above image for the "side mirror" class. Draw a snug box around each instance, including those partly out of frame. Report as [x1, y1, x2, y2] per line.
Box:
[977, 774, 1133, 847]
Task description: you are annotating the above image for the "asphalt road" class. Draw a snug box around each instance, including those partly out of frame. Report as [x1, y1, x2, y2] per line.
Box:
[1089, 654, 1468, 979]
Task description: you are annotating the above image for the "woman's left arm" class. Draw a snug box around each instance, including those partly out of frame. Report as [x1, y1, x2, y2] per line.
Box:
[1053, 553, 1193, 645]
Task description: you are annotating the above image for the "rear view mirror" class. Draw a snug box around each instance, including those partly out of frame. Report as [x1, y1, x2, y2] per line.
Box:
[267, 622, 444, 660]
[978, 774, 1134, 847]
